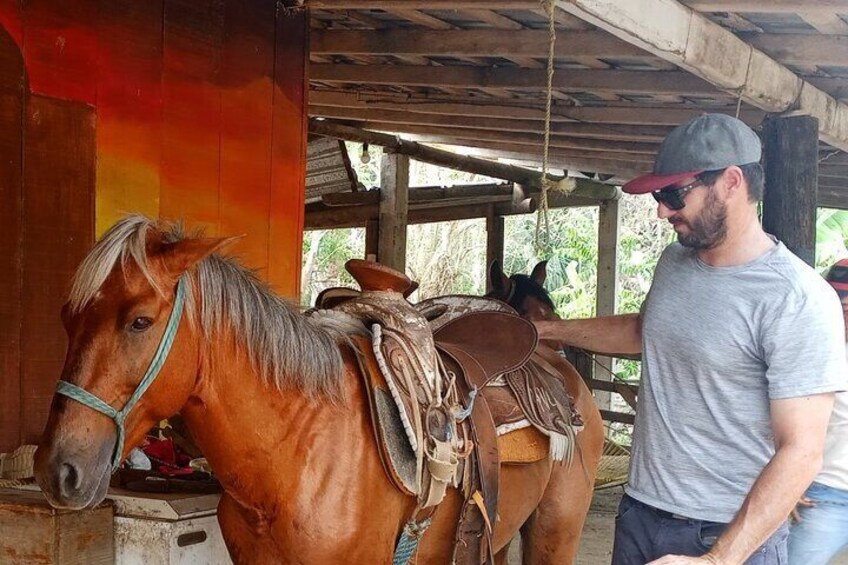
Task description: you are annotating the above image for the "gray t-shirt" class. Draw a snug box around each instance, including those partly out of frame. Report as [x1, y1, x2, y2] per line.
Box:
[627, 241, 847, 523]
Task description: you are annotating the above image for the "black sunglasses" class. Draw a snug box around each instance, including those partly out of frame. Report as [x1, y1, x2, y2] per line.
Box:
[651, 179, 704, 211]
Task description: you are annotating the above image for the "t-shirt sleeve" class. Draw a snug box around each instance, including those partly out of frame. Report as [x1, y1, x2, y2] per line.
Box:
[763, 285, 847, 399]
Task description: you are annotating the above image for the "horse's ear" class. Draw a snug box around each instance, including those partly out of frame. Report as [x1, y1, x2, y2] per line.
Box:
[530, 260, 548, 286]
[488, 260, 511, 296]
[159, 235, 243, 277]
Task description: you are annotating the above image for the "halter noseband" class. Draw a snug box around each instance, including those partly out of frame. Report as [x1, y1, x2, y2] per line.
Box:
[55, 276, 187, 470]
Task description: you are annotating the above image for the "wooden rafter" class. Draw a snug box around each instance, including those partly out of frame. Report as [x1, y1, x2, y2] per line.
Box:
[340, 121, 659, 154]
[681, 1, 848, 14]
[309, 104, 674, 141]
[798, 12, 848, 35]
[557, 0, 848, 151]
[464, 9, 524, 30]
[310, 90, 766, 125]
[309, 63, 724, 97]
[744, 34, 848, 68]
[311, 29, 650, 59]
[311, 1, 538, 8]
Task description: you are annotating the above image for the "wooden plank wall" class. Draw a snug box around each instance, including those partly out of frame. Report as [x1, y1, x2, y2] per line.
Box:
[0, 1, 308, 451]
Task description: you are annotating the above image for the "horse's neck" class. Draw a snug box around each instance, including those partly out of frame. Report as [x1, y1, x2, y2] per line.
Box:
[179, 337, 365, 506]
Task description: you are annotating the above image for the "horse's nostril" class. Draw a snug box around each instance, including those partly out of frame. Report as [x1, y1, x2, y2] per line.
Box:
[58, 462, 82, 497]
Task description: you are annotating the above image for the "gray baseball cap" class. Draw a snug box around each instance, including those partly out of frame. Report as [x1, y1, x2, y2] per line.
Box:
[623, 113, 762, 194]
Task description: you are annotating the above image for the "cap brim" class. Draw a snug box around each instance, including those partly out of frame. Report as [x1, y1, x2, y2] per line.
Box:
[622, 170, 703, 194]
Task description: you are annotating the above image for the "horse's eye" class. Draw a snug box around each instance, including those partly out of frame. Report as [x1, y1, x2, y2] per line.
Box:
[129, 317, 154, 332]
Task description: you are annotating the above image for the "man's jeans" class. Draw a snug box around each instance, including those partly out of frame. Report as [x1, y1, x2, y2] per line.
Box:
[612, 494, 789, 565]
[788, 482, 848, 565]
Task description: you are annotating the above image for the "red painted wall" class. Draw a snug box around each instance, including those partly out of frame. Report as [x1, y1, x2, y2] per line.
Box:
[0, 1, 309, 451]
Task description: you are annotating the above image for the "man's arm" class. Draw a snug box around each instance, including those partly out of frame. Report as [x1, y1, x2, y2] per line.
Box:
[650, 393, 834, 565]
[535, 313, 642, 356]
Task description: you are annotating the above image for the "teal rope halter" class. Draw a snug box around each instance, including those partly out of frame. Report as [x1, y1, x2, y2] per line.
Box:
[55, 276, 188, 471]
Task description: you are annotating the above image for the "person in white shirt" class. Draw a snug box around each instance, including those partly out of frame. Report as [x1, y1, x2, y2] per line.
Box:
[788, 258, 848, 564]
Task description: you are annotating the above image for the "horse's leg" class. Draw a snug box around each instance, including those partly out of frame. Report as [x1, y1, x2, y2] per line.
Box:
[217, 493, 280, 565]
[521, 390, 605, 563]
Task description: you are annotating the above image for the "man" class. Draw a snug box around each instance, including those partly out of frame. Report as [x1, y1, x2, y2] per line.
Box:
[787, 258, 848, 564]
[536, 113, 847, 564]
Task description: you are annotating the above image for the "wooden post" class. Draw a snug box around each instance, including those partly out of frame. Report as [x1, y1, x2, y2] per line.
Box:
[378, 153, 409, 272]
[762, 115, 819, 266]
[486, 206, 504, 292]
[595, 199, 620, 412]
[365, 219, 379, 261]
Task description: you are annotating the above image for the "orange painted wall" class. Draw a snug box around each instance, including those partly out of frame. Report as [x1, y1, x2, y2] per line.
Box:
[0, 0, 307, 295]
[0, 0, 308, 451]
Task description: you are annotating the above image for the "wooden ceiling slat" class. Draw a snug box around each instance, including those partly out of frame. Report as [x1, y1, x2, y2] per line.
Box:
[311, 1, 538, 9]
[385, 8, 455, 29]
[682, 1, 848, 14]
[799, 12, 848, 35]
[311, 29, 651, 59]
[745, 33, 848, 67]
[337, 120, 660, 154]
[309, 104, 675, 141]
[465, 9, 524, 30]
[310, 90, 765, 126]
[309, 63, 725, 97]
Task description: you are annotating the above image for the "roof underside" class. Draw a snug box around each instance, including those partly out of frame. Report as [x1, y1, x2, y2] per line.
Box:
[307, 1, 848, 209]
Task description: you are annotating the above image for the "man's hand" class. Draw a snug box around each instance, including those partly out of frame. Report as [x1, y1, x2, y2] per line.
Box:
[790, 496, 815, 523]
[648, 554, 723, 565]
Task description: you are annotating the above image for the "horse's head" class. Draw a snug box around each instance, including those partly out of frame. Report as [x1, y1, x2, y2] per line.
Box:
[486, 260, 559, 322]
[34, 217, 231, 509]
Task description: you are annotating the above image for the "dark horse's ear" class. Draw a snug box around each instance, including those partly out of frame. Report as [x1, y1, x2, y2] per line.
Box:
[488, 260, 512, 297]
[530, 260, 548, 286]
[159, 235, 243, 277]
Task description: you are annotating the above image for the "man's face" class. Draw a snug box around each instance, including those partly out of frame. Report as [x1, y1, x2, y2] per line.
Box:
[656, 175, 728, 250]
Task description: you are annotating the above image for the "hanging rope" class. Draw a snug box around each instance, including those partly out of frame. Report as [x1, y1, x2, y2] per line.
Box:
[536, 0, 576, 251]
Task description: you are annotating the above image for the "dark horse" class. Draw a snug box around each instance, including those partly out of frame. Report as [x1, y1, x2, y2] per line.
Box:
[487, 260, 559, 323]
[34, 216, 603, 564]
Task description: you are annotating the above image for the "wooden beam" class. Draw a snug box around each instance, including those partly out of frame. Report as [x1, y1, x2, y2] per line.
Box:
[743, 34, 848, 68]
[681, 1, 848, 14]
[557, 0, 848, 152]
[365, 219, 379, 261]
[428, 141, 651, 178]
[798, 12, 848, 35]
[311, 29, 650, 59]
[312, 1, 544, 10]
[310, 90, 766, 125]
[309, 63, 724, 97]
[385, 133, 655, 166]
[352, 121, 659, 154]
[594, 199, 620, 411]
[310, 104, 674, 142]
[322, 183, 514, 206]
[385, 8, 454, 29]
[310, 118, 620, 199]
[378, 153, 409, 271]
[486, 209, 505, 292]
[465, 9, 524, 30]
[762, 115, 819, 266]
[305, 198, 551, 230]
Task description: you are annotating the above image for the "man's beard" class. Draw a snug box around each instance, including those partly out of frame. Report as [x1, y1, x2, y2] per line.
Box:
[674, 191, 728, 250]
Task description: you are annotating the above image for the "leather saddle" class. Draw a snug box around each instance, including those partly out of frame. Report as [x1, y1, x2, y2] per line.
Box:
[310, 260, 574, 564]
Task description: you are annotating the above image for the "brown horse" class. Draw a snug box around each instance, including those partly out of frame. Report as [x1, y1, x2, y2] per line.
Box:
[34, 216, 603, 564]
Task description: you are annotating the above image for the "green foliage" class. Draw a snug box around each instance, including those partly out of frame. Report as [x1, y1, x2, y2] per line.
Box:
[816, 208, 848, 271]
[302, 156, 848, 396]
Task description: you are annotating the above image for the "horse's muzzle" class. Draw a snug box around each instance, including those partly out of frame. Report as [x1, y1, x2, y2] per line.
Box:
[34, 442, 112, 510]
